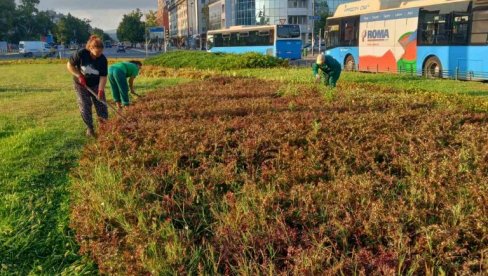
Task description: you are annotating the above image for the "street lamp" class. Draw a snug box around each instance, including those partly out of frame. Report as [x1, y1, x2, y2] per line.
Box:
[190, 1, 194, 49]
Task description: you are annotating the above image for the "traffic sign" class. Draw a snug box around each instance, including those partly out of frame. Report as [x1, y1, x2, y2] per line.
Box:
[309, 16, 321, 20]
[149, 27, 164, 39]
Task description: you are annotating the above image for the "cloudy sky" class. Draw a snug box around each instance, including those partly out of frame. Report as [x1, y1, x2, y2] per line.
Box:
[36, 0, 158, 31]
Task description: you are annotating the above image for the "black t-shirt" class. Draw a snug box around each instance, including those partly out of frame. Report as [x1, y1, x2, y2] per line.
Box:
[69, 49, 108, 87]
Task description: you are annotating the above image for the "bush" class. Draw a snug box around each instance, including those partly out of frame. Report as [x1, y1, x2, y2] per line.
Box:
[71, 77, 488, 275]
[144, 51, 288, 70]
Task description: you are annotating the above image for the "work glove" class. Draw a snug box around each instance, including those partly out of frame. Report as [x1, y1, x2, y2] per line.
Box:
[78, 75, 87, 87]
[97, 89, 105, 99]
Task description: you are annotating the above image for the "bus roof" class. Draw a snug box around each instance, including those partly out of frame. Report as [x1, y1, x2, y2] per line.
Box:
[207, 25, 276, 35]
[332, 0, 476, 18]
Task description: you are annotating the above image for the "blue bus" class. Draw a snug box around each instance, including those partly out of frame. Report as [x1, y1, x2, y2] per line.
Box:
[325, 0, 488, 80]
[207, 24, 302, 60]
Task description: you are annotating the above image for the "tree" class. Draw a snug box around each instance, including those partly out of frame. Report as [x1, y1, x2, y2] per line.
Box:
[314, 0, 329, 37]
[35, 11, 56, 38]
[92, 28, 112, 42]
[145, 10, 158, 28]
[117, 9, 144, 44]
[11, 0, 41, 41]
[0, 0, 16, 41]
[55, 13, 91, 44]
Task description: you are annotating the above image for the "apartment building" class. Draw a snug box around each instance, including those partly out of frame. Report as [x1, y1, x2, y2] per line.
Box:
[161, 0, 357, 46]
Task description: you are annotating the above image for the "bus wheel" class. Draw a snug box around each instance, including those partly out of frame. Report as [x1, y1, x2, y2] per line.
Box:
[423, 56, 443, 78]
[344, 55, 356, 71]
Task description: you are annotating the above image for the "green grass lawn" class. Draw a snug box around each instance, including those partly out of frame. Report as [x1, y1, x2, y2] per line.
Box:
[0, 63, 187, 274]
[229, 68, 488, 96]
[1, 61, 487, 274]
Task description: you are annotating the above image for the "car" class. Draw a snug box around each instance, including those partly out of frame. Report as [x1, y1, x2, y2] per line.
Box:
[116, 45, 126, 53]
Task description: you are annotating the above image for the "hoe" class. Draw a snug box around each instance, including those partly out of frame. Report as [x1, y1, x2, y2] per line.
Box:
[84, 86, 128, 121]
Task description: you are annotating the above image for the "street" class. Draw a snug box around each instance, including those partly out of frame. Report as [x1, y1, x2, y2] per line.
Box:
[0, 46, 161, 60]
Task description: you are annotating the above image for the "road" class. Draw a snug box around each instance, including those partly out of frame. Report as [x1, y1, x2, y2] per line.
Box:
[1, 48, 315, 67]
[0, 47, 161, 60]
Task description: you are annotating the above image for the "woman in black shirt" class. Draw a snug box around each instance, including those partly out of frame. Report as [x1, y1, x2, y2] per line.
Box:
[67, 35, 108, 137]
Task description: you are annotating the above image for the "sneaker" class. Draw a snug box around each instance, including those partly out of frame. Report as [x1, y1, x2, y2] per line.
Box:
[86, 128, 96, 138]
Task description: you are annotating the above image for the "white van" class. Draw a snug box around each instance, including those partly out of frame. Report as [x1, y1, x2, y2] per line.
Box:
[19, 41, 49, 57]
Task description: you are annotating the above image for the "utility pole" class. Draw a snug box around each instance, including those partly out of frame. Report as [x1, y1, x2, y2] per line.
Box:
[144, 22, 148, 57]
[311, 0, 315, 57]
[319, 28, 321, 53]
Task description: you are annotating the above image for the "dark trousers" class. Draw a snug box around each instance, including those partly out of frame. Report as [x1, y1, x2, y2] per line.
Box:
[74, 82, 108, 130]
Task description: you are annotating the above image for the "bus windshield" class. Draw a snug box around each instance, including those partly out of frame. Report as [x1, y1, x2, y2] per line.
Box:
[277, 25, 301, 39]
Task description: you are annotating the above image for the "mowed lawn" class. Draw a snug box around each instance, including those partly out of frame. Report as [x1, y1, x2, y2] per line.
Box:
[0, 62, 186, 274]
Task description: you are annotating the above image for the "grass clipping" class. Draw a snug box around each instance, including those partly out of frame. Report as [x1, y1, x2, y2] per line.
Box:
[71, 77, 488, 275]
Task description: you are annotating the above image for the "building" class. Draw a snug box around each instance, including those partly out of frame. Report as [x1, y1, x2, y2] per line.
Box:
[163, 0, 208, 48]
[157, 0, 170, 32]
[162, 0, 358, 46]
[207, 0, 316, 43]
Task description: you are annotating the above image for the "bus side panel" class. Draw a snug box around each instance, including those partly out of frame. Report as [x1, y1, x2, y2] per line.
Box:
[417, 46, 451, 76]
[276, 40, 302, 60]
[209, 46, 275, 56]
[326, 47, 359, 70]
[417, 46, 487, 80]
[359, 8, 419, 73]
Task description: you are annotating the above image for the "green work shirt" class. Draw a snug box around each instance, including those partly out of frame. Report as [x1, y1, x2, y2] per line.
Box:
[312, 55, 342, 76]
[110, 62, 140, 78]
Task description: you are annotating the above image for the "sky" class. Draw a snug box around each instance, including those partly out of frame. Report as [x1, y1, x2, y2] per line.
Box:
[36, 0, 158, 31]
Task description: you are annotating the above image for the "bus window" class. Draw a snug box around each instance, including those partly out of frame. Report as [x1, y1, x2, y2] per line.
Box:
[341, 16, 359, 46]
[326, 22, 340, 49]
[452, 14, 470, 44]
[212, 34, 224, 47]
[277, 25, 301, 38]
[207, 35, 215, 49]
[471, 9, 488, 44]
[222, 34, 231, 46]
[419, 11, 451, 45]
[257, 30, 274, 46]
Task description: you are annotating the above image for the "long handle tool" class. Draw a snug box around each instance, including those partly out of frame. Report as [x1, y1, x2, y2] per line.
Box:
[85, 86, 128, 121]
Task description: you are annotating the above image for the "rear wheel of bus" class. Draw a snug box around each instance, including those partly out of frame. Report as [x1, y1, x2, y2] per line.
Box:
[344, 55, 356, 71]
[423, 56, 443, 78]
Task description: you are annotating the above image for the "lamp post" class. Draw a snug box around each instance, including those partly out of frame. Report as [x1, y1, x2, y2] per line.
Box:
[311, 0, 315, 56]
[190, 1, 194, 49]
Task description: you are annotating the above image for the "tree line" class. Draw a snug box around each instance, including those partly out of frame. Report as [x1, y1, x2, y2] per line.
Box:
[0, 0, 159, 45]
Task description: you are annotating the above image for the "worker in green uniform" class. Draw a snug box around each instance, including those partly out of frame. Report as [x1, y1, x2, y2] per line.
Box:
[312, 54, 342, 87]
[108, 60, 142, 108]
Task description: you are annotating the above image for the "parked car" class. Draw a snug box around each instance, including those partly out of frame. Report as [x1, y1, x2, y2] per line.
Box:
[116, 45, 126, 53]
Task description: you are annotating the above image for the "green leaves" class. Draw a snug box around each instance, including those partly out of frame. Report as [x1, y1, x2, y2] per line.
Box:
[117, 9, 145, 44]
